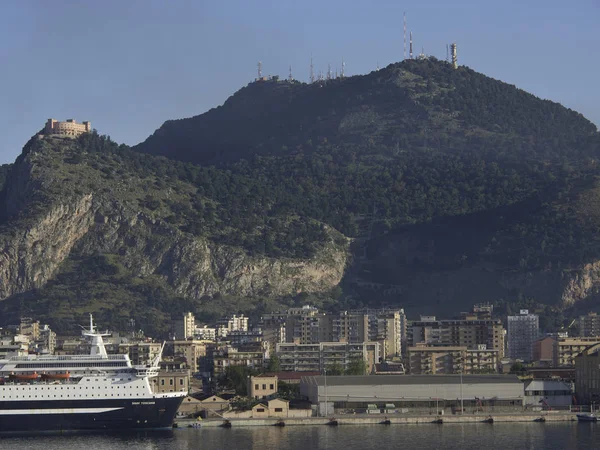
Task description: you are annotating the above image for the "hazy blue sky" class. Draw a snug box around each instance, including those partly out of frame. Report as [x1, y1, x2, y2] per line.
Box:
[1, 0, 598, 164]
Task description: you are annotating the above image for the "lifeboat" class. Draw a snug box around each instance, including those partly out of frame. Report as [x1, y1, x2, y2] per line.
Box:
[8, 372, 40, 381]
[41, 371, 70, 380]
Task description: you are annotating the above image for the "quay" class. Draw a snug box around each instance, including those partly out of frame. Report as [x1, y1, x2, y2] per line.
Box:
[174, 412, 578, 428]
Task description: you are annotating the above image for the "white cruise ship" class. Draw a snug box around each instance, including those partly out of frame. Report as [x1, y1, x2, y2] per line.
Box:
[0, 316, 186, 433]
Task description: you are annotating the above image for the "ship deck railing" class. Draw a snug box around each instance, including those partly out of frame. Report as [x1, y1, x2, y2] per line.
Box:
[6, 354, 129, 362]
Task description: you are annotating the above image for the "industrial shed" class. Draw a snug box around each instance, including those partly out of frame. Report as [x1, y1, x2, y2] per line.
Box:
[300, 374, 524, 415]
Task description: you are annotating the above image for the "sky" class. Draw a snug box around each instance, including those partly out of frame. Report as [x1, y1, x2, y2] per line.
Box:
[0, 0, 598, 164]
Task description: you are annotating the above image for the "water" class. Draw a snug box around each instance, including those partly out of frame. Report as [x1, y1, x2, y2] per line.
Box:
[0, 423, 595, 450]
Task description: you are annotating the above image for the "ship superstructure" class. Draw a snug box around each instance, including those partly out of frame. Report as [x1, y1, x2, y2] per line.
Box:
[0, 315, 186, 433]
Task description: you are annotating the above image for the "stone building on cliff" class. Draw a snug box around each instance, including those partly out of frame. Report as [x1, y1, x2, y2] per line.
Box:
[44, 118, 91, 137]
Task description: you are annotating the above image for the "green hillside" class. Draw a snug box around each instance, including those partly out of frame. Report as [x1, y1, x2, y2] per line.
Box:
[1, 58, 600, 335]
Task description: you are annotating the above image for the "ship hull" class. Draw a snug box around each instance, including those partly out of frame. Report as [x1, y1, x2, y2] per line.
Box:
[0, 396, 184, 434]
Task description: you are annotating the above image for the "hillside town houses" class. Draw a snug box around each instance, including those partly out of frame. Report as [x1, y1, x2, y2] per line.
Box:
[5, 308, 600, 416]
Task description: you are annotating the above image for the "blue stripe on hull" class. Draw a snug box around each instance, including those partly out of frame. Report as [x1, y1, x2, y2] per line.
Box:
[0, 397, 184, 433]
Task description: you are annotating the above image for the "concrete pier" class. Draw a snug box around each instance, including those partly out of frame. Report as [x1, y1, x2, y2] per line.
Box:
[175, 412, 577, 428]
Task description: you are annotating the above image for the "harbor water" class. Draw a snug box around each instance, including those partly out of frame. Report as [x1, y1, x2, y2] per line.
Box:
[0, 422, 596, 450]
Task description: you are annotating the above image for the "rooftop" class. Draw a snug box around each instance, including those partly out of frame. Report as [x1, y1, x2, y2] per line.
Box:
[300, 374, 522, 387]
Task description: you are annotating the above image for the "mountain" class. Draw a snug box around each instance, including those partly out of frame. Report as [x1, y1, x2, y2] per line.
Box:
[1, 58, 600, 335]
[134, 58, 597, 166]
[133, 58, 600, 327]
[0, 133, 347, 335]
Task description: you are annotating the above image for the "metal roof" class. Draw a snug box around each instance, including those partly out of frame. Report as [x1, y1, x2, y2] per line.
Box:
[300, 374, 522, 386]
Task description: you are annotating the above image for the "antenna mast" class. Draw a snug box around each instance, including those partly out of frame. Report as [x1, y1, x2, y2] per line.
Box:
[450, 43, 458, 69]
[409, 32, 413, 59]
[341, 57, 345, 78]
[257, 61, 262, 79]
[310, 55, 315, 83]
[289, 65, 293, 81]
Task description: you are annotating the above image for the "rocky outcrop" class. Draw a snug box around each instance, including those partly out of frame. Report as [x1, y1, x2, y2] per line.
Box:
[75, 208, 347, 299]
[0, 175, 347, 303]
[0, 194, 95, 298]
[560, 262, 600, 307]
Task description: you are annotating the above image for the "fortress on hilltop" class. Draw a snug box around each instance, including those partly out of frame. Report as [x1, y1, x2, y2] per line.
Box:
[44, 118, 91, 137]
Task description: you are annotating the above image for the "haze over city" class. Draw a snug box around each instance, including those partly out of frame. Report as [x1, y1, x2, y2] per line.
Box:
[0, 0, 598, 164]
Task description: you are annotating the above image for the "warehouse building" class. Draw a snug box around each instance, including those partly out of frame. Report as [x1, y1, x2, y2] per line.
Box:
[300, 374, 524, 415]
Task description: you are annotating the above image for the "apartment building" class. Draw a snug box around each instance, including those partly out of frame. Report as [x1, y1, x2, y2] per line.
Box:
[119, 342, 162, 365]
[213, 343, 267, 377]
[217, 314, 249, 334]
[173, 339, 210, 373]
[410, 316, 505, 357]
[408, 344, 499, 374]
[507, 310, 539, 362]
[575, 342, 600, 404]
[556, 337, 600, 366]
[275, 341, 380, 373]
[261, 306, 405, 358]
[579, 312, 600, 337]
[174, 312, 196, 340]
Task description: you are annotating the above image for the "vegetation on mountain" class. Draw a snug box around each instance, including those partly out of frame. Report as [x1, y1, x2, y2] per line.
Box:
[0, 164, 9, 192]
[1, 59, 599, 334]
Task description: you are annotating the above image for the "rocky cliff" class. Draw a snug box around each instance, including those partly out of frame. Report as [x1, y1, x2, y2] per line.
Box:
[0, 134, 348, 333]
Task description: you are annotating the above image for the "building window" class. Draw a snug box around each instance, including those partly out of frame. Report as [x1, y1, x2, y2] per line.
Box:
[255, 384, 259, 390]
[274, 408, 283, 412]
[270, 384, 274, 390]
[161, 380, 165, 386]
[256, 408, 265, 412]
[262, 384, 266, 390]
[170, 379, 174, 385]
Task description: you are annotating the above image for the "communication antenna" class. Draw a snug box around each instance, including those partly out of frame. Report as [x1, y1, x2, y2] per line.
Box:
[450, 43, 458, 69]
[288, 65, 293, 81]
[257, 61, 262, 79]
[341, 57, 345, 78]
[310, 55, 315, 83]
[409, 32, 413, 59]
[327, 64, 332, 80]
[403, 12, 407, 60]
[376, 61, 380, 71]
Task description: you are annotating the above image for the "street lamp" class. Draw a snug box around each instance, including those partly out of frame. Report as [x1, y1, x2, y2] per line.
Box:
[324, 368, 328, 416]
[460, 370, 464, 415]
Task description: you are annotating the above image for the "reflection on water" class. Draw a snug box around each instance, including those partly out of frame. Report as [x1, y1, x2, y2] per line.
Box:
[0, 423, 596, 450]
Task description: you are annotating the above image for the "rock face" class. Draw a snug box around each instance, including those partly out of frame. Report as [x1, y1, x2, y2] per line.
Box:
[75, 210, 347, 299]
[561, 262, 600, 307]
[0, 194, 94, 299]
[0, 136, 348, 306]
